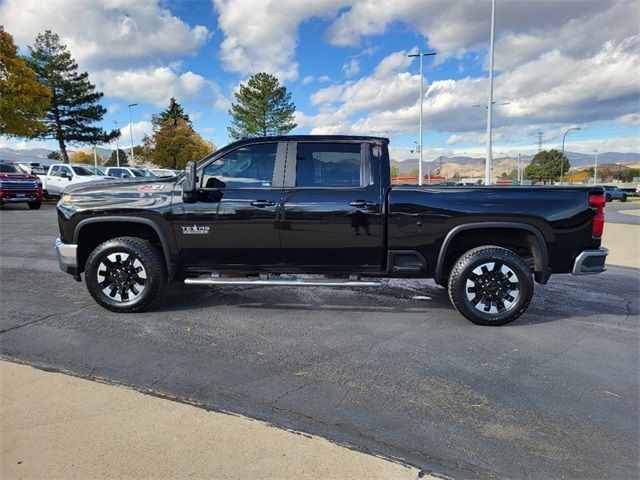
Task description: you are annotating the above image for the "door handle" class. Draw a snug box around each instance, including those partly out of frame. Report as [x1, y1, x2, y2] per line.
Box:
[251, 200, 276, 207]
[349, 200, 375, 208]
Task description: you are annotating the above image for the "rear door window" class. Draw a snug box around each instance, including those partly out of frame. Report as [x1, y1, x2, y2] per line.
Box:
[295, 143, 362, 187]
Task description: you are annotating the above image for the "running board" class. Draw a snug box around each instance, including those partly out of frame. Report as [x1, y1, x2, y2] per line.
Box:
[184, 275, 381, 288]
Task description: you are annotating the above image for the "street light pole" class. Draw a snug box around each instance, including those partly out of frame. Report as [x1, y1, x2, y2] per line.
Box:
[113, 120, 120, 167]
[127, 103, 138, 165]
[485, 0, 496, 186]
[408, 51, 436, 185]
[560, 126, 581, 184]
[594, 149, 598, 185]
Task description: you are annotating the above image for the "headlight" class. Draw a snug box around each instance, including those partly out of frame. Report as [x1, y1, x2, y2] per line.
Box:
[61, 194, 73, 206]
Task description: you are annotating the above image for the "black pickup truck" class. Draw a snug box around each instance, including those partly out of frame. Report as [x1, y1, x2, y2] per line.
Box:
[55, 135, 608, 325]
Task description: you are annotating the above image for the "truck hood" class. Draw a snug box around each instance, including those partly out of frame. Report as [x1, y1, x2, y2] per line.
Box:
[59, 176, 181, 212]
[0, 172, 40, 181]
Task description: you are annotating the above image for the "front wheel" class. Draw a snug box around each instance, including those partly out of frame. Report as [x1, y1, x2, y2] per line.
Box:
[85, 237, 166, 313]
[28, 200, 42, 210]
[448, 246, 534, 326]
[621, 195, 627, 202]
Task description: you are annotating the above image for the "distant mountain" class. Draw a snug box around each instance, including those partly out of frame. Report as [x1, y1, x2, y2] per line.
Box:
[390, 151, 640, 179]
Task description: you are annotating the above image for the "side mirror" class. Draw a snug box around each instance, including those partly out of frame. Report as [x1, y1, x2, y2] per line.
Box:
[182, 160, 197, 203]
[61, 171, 71, 179]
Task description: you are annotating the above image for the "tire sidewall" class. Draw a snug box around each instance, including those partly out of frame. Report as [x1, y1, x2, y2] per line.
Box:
[85, 239, 163, 312]
[449, 248, 533, 326]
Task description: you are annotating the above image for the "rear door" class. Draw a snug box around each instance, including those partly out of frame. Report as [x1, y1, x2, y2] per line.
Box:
[279, 141, 384, 272]
[173, 141, 286, 270]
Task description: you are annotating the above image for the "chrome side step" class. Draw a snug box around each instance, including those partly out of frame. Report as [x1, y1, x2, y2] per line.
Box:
[184, 275, 381, 288]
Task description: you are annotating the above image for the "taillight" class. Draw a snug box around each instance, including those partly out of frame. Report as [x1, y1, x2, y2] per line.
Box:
[589, 192, 605, 238]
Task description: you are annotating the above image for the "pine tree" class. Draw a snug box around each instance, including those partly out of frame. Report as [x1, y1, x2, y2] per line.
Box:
[228, 72, 297, 139]
[0, 26, 51, 137]
[157, 97, 191, 127]
[142, 98, 214, 169]
[26, 31, 119, 163]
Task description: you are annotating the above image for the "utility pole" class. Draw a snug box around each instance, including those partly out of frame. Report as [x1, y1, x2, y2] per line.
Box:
[113, 120, 120, 167]
[594, 149, 598, 185]
[128, 103, 138, 165]
[92, 145, 98, 168]
[484, 0, 496, 186]
[560, 126, 581, 184]
[518, 153, 522, 184]
[408, 51, 436, 185]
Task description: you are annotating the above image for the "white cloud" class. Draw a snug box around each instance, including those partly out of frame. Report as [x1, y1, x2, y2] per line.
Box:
[318, 75, 331, 83]
[213, 0, 347, 80]
[446, 134, 463, 145]
[301, 75, 314, 85]
[342, 59, 360, 78]
[94, 67, 209, 107]
[617, 113, 640, 126]
[0, 0, 210, 70]
[119, 121, 153, 146]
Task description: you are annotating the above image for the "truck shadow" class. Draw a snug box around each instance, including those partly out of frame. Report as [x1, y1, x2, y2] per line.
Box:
[150, 268, 639, 327]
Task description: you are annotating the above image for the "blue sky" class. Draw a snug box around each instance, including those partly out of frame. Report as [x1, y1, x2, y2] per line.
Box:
[1, 0, 638, 161]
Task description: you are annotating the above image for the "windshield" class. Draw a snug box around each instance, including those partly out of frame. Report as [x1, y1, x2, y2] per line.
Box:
[0, 163, 20, 173]
[132, 169, 156, 177]
[72, 166, 94, 176]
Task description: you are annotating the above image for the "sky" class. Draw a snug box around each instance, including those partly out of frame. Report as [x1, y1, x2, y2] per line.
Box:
[1, 0, 639, 162]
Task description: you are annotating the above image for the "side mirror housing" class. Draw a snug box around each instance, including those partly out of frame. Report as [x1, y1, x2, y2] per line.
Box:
[182, 160, 197, 202]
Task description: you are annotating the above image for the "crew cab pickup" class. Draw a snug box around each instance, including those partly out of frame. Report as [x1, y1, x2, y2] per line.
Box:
[39, 163, 110, 197]
[0, 162, 43, 209]
[55, 136, 608, 325]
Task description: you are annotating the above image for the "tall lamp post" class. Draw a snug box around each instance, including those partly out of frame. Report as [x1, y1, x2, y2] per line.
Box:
[127, 103, 138, 165]
[593, 149, 598, 185]
[484, 0, 497, 186]
[113, 120, 120, 167]
[408, 51, 436, 186]
[560, 126, 581, 184]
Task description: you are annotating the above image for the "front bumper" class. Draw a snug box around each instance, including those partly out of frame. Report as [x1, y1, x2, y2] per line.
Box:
[572, 247, 608, 275]
[55, 237, 78, 276]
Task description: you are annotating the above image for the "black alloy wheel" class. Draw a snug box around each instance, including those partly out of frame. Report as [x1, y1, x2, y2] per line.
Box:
[85, 237, 166, 312]
[448, 246, 534, 326]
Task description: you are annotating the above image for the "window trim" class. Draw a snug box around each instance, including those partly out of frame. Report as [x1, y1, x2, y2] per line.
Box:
[284, 140, 370, 190]
[197, 141, 286, 190]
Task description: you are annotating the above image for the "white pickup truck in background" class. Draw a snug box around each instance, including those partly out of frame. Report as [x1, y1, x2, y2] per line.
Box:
[38, 164, 111, 197]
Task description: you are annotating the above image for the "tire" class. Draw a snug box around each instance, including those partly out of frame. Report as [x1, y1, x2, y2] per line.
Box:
[606, 194, 612, 202]
[621, 195, 627, 202]
[85, 237, 166, 313]
[448, 246, 534, 326]
[28, 200, 42, 210]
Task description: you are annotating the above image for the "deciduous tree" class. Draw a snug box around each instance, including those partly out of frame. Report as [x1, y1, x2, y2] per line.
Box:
[228, 72, 297, 139]
[524, 149, 570, 183]
[26, 31, 119, 163]
[0, 26, 51, 137]
[69, 150, 97, 164]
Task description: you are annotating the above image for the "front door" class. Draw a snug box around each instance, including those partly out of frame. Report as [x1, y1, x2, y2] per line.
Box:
[279, 141, 384, 273]
[173, 141, 285, 270]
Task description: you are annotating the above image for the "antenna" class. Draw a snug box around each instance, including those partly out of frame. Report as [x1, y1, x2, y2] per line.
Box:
[537, 132, 543, 152]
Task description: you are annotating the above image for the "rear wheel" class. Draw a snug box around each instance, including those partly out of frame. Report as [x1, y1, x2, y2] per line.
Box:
[85, 237, 166, 313]
[606, 194, 612, 202]
[621, 195, 627, 202]
[448, 246, 533, 326]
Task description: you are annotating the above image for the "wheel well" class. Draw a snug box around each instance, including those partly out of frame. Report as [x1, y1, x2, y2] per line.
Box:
[437, 227, 546, 285]
[76, 222, 164, 273]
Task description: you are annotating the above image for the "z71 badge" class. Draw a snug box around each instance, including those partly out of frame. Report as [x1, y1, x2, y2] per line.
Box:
[182, 225, 210, 235]
[138, 184, 165, 191]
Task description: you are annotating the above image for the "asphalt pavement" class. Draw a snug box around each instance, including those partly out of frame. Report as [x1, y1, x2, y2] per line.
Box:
[1, 202, 638, 479]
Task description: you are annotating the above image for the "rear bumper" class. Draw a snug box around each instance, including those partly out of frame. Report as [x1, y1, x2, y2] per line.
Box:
[55, 237, 78, 276]
[572, 248, 608, 275]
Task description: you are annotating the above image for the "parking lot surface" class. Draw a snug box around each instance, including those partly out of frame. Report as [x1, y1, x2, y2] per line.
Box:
[1, 202, 639, 479]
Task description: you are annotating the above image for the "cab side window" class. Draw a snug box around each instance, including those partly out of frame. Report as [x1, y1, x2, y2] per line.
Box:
[60, 166, 72, 177]
[50, 165, 61, 176]
[201, 143, 277, 189]
[295, 143, 362, 187]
